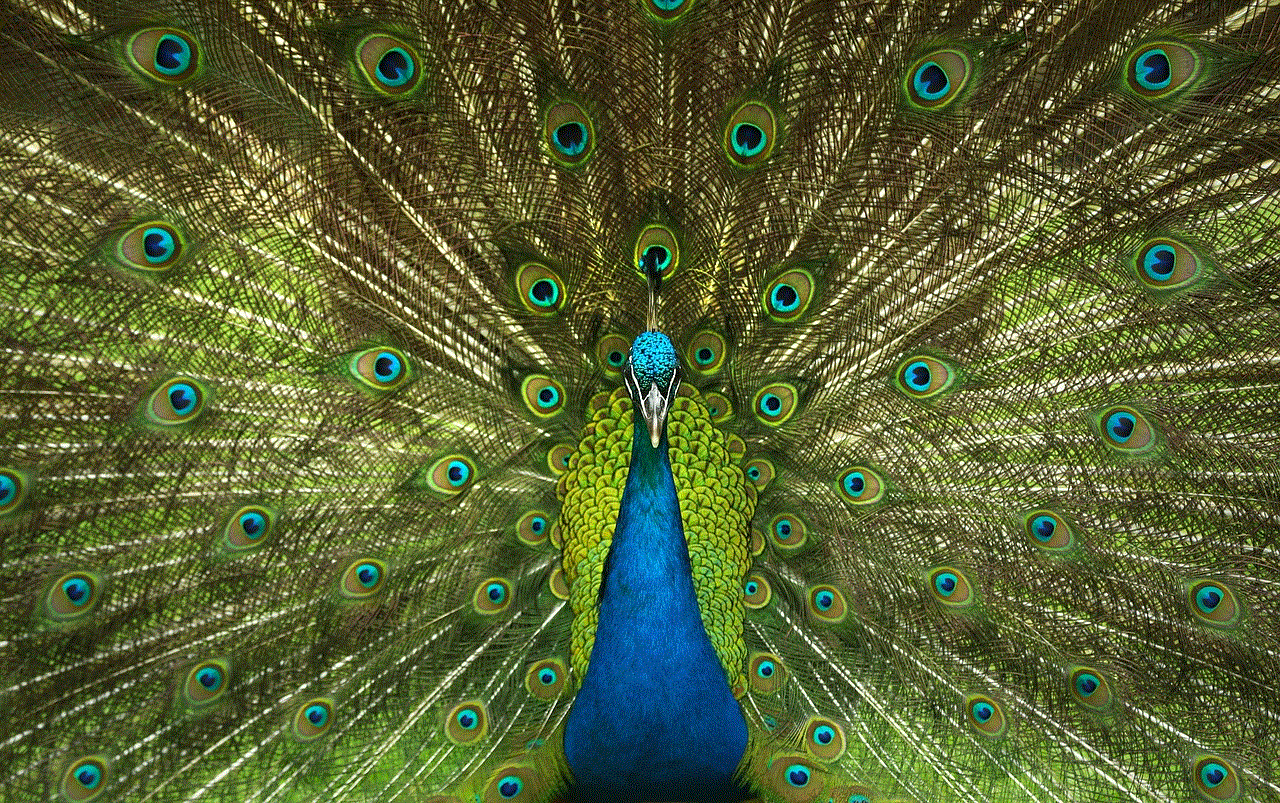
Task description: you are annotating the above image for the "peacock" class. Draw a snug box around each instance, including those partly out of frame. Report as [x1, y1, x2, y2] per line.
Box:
[1, 0, 1278, 801]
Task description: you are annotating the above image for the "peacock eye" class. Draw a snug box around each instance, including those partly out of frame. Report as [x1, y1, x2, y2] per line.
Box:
[293, 699, 333, 740]
[128, 28, 200, 83]
[686, 330, 726, 375]
[895, 355, 955, 399]
[769, 514, 807, 550]
[61, 756, 109, 801]
[356, 34, 422, 95]
[966, 695, 1006, 736]
[724, 101, 777, 167]
[0, 468, 26, 514]
[1192, 756, 1240, 800]
[515, 262, 566, 315]
[1023, 509, 1074, 552]
[146, 378, 207, 426]
[905, 49, 971, 109]
[348, 347, 410, 391]
[544, 101, 595, 166]
[521, 374, 566, 418]
[1096, 406, 1156, 453]
[185, 659, 230, 705]
[473, 577, 512, 614]
[928, 566, 974, 607]
[1134, 238, 1202, 291]
[525, 658, 567, 699]
[837, 466, 884, 506]
[808, 585, 847, 622]
[445, 701, 488, 743]
[743, 574, 771, 608]
[753, 382, 798, 425]
[1125, 42, 1201, 99]
[114, 221, 184, 272]
[762, 268, 815, 321]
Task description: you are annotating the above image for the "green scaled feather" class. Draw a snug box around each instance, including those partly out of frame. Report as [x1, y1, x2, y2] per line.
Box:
[1, 1, 1278, 802]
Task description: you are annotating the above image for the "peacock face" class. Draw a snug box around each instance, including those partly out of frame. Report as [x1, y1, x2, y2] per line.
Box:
[623, 331, 682, 447]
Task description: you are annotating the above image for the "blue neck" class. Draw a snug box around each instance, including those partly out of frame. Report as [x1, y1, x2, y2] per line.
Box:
[563, 423, 749, 802]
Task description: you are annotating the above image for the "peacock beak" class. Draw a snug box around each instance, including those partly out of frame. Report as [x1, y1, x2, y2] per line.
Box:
[624, 360, 681, 448]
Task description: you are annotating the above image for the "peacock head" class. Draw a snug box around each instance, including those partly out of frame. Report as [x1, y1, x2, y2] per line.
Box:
[624, 331, 681, 448]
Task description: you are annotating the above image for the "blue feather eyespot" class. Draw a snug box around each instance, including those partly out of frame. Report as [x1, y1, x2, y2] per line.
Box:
[524, 658, 567, 700]
[753, 382, 798, 426]
[420, 454, 476, 497]
[0, 468, 27, 515]
[1023, 509, 1075, 552]
[644, 0, 691, 20]
[635, 224, 680, 279]
[1095, 405, 1156, 453]
[445, 701, 489, 743]
[184, 659, 229, 706]
[703, 391, 733, 424]
[293, 698, 333, 741]
[1068, 666, 1114, 712]
[348, 347, 409, 391]
[686, 330, 726, 376]
[483, 766, 537, 803]
[514, 262, 566, 315]
[544, 101, 594, 167]
[723, 101, 777, 167]
[340, 559, 387, 599]
[803, 717, 846, 760]
[46, 571, 102, 621]
[743, 574, 772, 608]
[763, 756, 823, 801]
[595, 334, 631, 378]
[515, 510, 552, 546]
[768, 513, 807, 551]
[1192, 756, 1242, 801]
[144, 377, 207, 426]
[127, 28, 200, 83]
[60, 756, 109, 801]
[1133, 237, 1203, 292]
[520, 375, 566, 418]
[113, 221, 184, 272]
[473, 577, 512, 614]
[785, 764, 810, 788]
[928, 566, 974, 607]
[809, 585, 848, 623]
[356, 34, 422, 96]
[222, 504, 275, 551]
[763, 268, 815, 322]
[905, 49, 972, 109]
[743, 458, 774, 491]
[1187, 579, 1241, 627]
[1125, 42, 1201, 99]
[836, 466, 885, 506]
[895, 355, 955, 400]
[966, 695, 1006, 737]
[546, 443, 575, 475]
[749, 652, 787, 694]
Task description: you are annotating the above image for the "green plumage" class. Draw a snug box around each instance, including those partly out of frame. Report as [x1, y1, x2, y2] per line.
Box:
[1, 0, 1278, 801]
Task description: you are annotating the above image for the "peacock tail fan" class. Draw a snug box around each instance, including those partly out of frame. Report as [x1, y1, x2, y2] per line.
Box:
[1, 1, 1278, 802]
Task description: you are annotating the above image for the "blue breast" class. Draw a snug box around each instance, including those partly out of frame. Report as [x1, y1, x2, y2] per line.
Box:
[562, 423, 750, 802]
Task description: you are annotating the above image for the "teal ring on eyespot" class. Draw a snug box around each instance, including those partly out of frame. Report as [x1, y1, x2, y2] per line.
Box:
[154, 34, 192, 76]
[731, 122, 766, 157]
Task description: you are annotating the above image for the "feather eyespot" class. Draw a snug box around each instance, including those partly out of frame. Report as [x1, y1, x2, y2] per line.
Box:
[46, 572, 101, 620]
[114, 221, 184, 272]
[293, 699, 333, 740]
[596, 334, 630, 378]
[749, 652, 786, 693]
[803, 717, 846, 760]
[763, 756, 824, 802]
[1068, 666, 1113, 712]
[544, 101, 594, 166]
[420, 454, 476, 497]
[473, 578, 512, 614]
[905, 49, 971, 109]
[127, 28, 200, 83]
[146, 378, 206, 425]
[1134, 238, 1203, 292]
[1126, 42, 1201, 99]
[483, 766, 539, 803]
[769, 514, 807, 551]
[753, 382, 798, 426]
[222, 505, 274, 551]
[837, 466, 884, 506]
[763, 268, 815, 322]
[644, 0, 691, 20]
[446, 701, 488, 743]
[966, 695, 1006, 737]
[0, 468, 27, 515]
[1023, 509, 1075, 552]
[1187, 580, 1241, 627]
[635, 224, 679, 279]
[356, 34, 422, 95]
[703, 391, 733, 424]
[520, 375, 565, 418]
[340, 559, 386, 598]
[1096, 406, 1156, 453]
[929, 566, 974, 607]
[743, 574, 772, 608]
[743, 458, 774, 491]
[686, 330, 726, 375]
[347, 347, 408, 391]
[724, 101, 777, 167]
[1192, 756, 1241, 801]
[184, 659, 229, 706]
[809, 585, 847, 622]
[515, 510, 551, 546]
[61, 756, 109, 801]
[515, 262, 566, 315]
[524, 658, 566, 700]
[895, 355, 955, 399]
